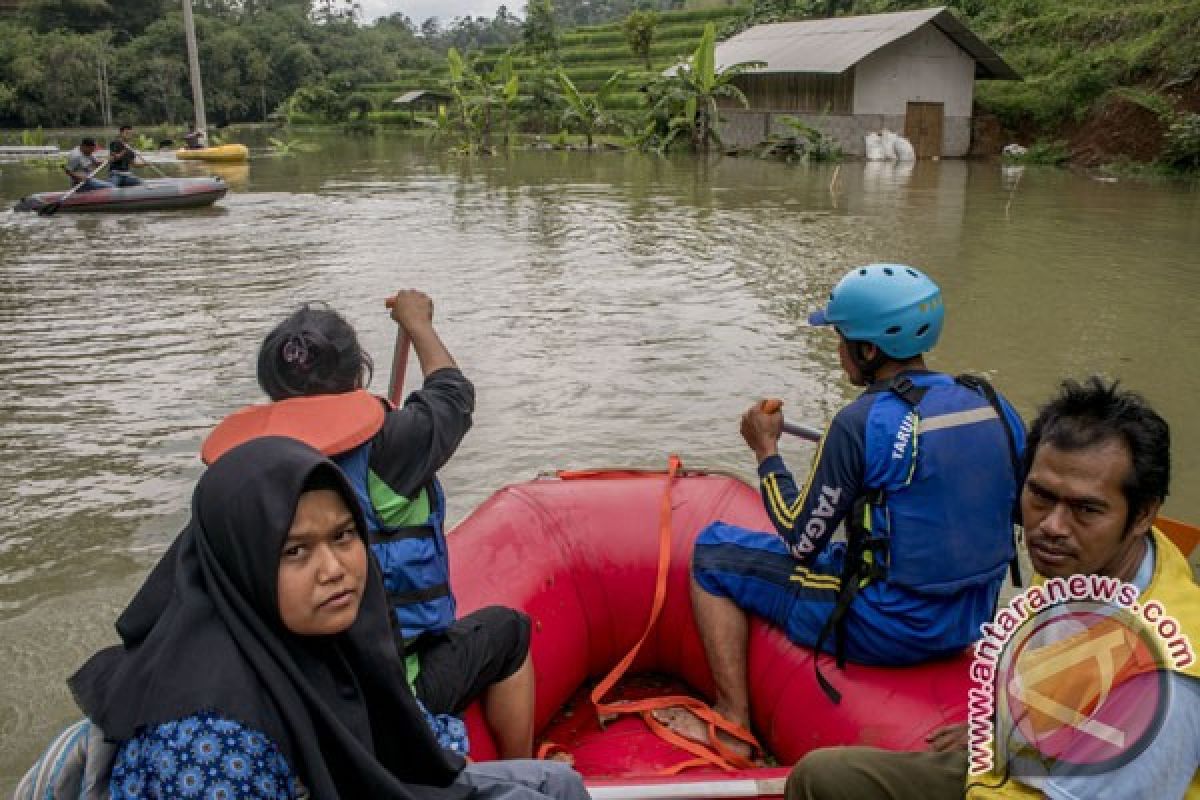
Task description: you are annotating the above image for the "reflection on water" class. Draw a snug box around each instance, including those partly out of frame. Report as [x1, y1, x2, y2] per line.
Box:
[1, 135, 1198, 786]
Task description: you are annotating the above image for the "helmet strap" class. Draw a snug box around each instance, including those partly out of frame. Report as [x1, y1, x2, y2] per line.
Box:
[850, 341, 889, 385]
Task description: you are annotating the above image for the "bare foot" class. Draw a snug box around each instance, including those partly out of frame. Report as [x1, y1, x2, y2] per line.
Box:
[650, 706, 756, 762]
[547, 751, 575, 766]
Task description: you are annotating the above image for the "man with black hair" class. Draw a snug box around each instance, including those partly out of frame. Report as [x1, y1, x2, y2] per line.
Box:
[64, 137, 113, 191]
[788, 377, 1200, 800]
[107, 125, 145, 187]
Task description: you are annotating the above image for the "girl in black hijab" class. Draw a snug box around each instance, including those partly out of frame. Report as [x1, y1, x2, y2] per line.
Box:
[69, 437, 587, 800]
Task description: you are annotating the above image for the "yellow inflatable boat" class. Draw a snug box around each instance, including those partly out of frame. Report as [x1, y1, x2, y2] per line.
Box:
[175, 143, 249, 163]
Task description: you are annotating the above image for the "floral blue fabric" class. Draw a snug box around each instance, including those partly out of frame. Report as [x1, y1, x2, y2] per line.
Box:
[418, 699, 470, 756]
[109, 711, 296, 799]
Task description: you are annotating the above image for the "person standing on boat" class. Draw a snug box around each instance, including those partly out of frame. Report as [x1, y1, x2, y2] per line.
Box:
[65, 137, 113, 191]
[200, 293, 537, 761]
[787, 377, 1199, 800]
[661, 264, 1025, 757]
[48, 437, 588, 800]
[107, 125, 145, 187]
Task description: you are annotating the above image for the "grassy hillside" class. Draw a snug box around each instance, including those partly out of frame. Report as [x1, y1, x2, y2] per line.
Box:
[970, 0, 1200, 152]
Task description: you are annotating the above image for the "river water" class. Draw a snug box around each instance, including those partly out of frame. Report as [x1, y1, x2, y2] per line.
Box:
[1, 133, 1198, 786]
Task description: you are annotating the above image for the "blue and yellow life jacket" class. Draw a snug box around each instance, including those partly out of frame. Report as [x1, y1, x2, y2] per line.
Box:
[333, 443, 455, 642]
[816, 372, 1025, 702]
[857, 372, 1025, 594]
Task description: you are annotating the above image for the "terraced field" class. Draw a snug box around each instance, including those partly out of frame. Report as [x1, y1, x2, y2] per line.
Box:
[354, 6, 751, 126]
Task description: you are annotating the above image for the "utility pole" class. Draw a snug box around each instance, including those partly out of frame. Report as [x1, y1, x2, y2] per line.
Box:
[182, 0, 207, 134]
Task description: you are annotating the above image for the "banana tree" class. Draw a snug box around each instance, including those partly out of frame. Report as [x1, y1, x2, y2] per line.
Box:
[486, 54, 521, 148]
[556, 68, 623, 150]
[654, 23, 764, 153]
[446, 47, 479, 148]
[446, 49, 520, 151]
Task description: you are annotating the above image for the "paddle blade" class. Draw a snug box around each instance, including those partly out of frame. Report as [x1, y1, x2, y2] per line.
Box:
[37, 201, 60, 216]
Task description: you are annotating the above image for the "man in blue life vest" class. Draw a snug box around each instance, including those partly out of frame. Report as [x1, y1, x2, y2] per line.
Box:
[656, 264, 1025, 757]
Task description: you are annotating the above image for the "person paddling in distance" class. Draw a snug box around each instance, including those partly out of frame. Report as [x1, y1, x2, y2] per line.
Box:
[787, 377, 1200, 800]
[65, 137, 113, 191]
[656, 264, 1026, 760]
[61, 437, 588, 800]
[107, 125, 145, 187]
[182, 124, 205, 150]
[201, 291, 536, 760]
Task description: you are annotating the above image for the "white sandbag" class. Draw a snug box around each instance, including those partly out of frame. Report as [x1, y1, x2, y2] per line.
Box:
[881, 129, 898, 160]
[894, 135, 916, 162]
[864, 132, 885, 161]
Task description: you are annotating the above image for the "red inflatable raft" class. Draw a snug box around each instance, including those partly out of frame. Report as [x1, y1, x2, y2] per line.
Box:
[448, 463, 973, 798]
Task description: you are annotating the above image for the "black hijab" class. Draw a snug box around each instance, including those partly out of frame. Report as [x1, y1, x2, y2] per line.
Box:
[70, 436, 469, 800]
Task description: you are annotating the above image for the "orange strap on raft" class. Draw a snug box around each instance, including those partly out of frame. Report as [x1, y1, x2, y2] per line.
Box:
[579, 455, 761, 774]
[201, 389, 386, 465]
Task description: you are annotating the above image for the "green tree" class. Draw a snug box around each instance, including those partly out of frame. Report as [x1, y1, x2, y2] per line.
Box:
[522, 0, 558, 58]
[622, 9, 657, 69]
[556, 67, 622, 149]
[651, 22, 762, 152]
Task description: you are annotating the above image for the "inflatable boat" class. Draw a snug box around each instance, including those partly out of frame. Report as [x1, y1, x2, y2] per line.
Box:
[448, 463, 977, 796]
[13, 177, 227, 213]
[175, 143, 249, 162]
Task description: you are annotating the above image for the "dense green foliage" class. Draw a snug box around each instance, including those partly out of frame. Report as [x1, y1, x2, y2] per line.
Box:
[623, 10, 659, 69]
[0, 0, 437, 127]
[1163, 113, 1200, 169]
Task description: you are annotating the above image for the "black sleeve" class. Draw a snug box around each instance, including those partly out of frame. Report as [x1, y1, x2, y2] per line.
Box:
[367, 367, 475, 498]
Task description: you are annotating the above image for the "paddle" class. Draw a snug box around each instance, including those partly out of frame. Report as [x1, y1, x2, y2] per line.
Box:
[40, 157, 108, 216]
[120, 142, 170, 179]
[760, 398, 822, 442]
[384, 296, 411, 407]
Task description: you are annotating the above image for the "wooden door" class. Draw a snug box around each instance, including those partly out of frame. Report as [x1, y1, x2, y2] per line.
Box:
[904, 102, 944, 159]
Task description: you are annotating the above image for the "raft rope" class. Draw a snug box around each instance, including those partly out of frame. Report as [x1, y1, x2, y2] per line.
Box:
[579, 455, 762, 774]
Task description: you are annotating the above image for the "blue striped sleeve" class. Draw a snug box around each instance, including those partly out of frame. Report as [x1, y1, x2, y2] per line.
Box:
[757, 404, 865, 564]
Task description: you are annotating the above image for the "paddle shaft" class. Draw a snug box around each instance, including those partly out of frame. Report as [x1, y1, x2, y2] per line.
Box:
[388, 329, 411, 407]
[41, 157, 108, 215]
[782, 420, 823, 442]
[759, 398, 823, 443]
[123, 143, 170, 178]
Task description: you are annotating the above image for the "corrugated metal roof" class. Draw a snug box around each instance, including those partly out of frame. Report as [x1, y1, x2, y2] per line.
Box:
[699, 7, 1018, 81]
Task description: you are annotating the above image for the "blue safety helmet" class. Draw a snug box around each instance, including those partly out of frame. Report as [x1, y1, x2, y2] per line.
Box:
[807, 264, 944, 359]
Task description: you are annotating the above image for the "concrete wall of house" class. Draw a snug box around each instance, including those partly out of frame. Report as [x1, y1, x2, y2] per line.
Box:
[719, 25, 978, 156]
[853, 25, 976, 117]
[718, 110, 971, 157]
[853, 24, 975, 156]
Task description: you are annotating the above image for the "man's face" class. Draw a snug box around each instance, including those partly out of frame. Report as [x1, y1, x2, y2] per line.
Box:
[81, 143, 95, 156]
[120, 128, 132, 141]
[1021, 438, 1157, 579]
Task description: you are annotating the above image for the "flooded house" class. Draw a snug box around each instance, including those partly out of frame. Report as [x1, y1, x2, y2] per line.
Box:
[713, 7, 1019, 157]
